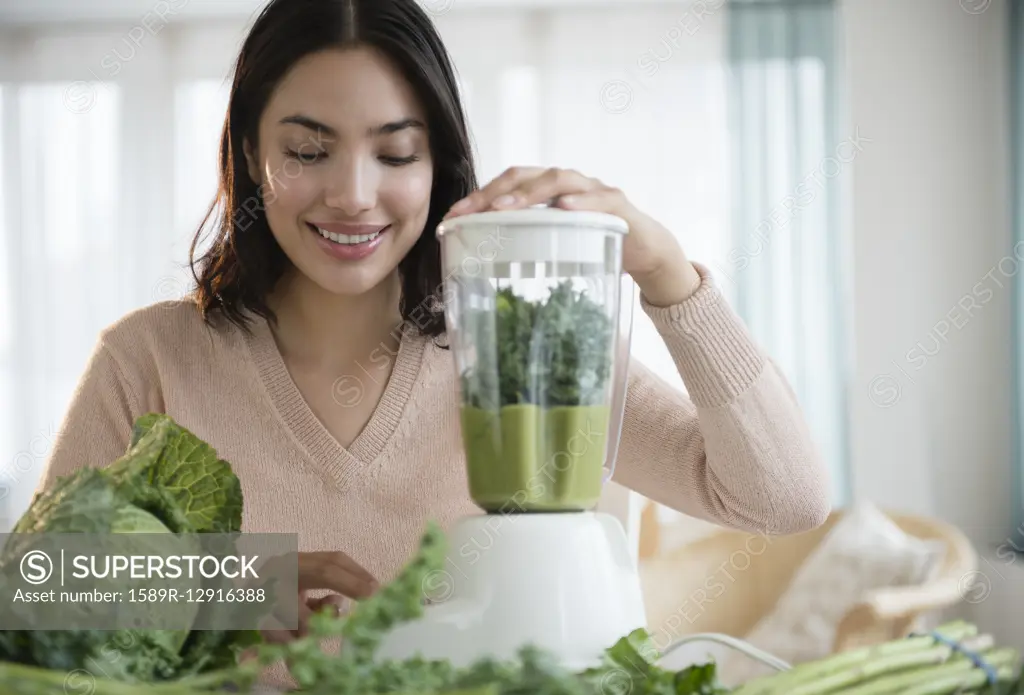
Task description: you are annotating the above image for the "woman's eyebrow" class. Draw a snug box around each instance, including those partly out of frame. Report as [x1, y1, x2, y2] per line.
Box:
[279, 114, 337, 137]
[278, 114, 425, 137]
[373, 118, 426, 135]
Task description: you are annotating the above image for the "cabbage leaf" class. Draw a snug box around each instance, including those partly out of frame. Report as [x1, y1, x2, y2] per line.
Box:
[0, 414, 255, 683]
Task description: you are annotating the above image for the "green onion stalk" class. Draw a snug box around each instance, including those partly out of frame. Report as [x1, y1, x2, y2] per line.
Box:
[732, 621, 1023, 695]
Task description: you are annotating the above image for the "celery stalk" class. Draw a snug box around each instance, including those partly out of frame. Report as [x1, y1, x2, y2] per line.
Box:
[732, 622, 978, 695]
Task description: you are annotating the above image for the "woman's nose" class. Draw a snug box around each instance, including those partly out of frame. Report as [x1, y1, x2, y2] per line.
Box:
[324, 164, 377, 215]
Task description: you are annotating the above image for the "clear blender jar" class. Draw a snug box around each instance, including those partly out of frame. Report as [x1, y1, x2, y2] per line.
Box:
[436, 207, 634, 513]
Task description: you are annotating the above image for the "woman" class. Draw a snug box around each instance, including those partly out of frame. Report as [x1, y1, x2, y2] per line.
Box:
[39, 0, 829, 657]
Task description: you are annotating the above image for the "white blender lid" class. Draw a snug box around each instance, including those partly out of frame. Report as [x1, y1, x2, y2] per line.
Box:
[435, 207, 630, 238]
[436, 207, 628, 275]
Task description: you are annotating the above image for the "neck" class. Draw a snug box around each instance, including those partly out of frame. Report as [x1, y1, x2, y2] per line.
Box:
[266, 266, 404, 372]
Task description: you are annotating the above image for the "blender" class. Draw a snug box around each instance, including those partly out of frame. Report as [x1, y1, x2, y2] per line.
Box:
[372, 206, 648, 671]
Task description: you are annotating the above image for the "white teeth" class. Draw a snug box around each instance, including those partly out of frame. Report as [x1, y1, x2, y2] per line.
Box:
[315, 226, 382, 245]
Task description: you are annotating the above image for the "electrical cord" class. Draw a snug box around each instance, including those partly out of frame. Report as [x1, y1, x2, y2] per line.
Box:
[659, 633, 792, 673]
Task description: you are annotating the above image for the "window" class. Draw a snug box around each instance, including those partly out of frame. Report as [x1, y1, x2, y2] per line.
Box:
[0, 5, 847, 535]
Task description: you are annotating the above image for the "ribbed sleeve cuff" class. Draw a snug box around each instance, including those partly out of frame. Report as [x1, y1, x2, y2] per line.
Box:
[640, 261, 766, 407]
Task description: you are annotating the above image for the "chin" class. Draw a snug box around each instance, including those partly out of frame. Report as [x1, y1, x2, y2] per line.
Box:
[315, 270, 395, 297]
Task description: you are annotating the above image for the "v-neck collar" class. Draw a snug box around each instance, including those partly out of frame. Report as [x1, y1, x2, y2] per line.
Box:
[242, 312, 428, 488]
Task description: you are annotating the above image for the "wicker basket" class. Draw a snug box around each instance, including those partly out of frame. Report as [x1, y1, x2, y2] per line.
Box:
[637, 502, 979, 654]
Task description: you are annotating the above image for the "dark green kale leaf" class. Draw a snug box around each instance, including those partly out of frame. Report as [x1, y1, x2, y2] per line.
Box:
[461, 281, 614, 409]
[241, 521, 452, 694]
[173, 625, 263, 679]
[577, 629, 728, 695]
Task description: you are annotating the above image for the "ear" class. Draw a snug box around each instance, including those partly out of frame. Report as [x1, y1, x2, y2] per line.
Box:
[242, 137, 261, 185]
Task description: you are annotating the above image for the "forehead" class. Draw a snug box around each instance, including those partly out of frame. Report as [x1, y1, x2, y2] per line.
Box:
[263, 46, 427, 133]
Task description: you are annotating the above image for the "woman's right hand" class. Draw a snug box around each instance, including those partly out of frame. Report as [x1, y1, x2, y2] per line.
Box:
[261, 550, 379, 643]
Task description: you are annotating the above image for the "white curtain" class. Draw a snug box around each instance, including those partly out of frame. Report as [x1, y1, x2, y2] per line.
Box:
[726, 0, 850, 506]
[0, 2, 845, 532]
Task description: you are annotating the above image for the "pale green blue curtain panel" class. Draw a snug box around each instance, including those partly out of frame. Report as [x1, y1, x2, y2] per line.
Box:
[725, 0, 851, 504]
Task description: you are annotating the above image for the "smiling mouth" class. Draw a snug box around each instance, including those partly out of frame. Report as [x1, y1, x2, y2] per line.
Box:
[307, 223, 389, 245]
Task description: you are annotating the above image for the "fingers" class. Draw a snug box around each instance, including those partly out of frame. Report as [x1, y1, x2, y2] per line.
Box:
[297, 551, 378, 599]
[306, 593, 348, 624]
[495, 168, 600, 210]
[443, 166, 546, 218]
[258, 551, 375, 644]
[443, 165, 630, 221]
[308, 593, 348, 613]
[552, 185, 630, 217]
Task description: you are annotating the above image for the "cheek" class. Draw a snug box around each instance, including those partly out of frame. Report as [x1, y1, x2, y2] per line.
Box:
[261, 157, 320, 214]
[381, 168, 433, 220]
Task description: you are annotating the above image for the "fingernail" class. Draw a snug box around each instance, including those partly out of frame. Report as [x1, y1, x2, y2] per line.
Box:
[558, 195, 577, 206]
[492, 194, 516, 207]
[450, 198, 470, 210]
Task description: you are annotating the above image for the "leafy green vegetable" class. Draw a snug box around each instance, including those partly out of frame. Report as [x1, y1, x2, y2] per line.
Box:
[0, 519, 722, 694]
[0, 415, 723, 695]
[0, 414, 258, 686]
[110, 412, 244, 534]
[574, 628, 724, 695]
[5, 416, 1021, 695]
[5, 502, 1022, 694]
[216, 522, 729, 695]
[461, 281, 615, 410]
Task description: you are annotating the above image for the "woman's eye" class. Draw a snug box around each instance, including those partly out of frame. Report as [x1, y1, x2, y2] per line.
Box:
[380, 154, 420, 166]
[284, 149, 325, 164]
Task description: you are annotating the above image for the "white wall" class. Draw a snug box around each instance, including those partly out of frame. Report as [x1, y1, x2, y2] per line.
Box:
[841, 0, 1019, 646]
[650, 0, 1018, 560]
[843, 0, 1012, 546]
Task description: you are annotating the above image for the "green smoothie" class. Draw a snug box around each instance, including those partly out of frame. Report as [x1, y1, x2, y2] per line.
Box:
[461, 403, 610, 512]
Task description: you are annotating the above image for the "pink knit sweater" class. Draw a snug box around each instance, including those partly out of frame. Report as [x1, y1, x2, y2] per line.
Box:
[37, 261, 830, 589]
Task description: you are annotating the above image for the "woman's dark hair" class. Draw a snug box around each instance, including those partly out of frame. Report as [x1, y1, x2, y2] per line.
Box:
[189, 0, 476, 339]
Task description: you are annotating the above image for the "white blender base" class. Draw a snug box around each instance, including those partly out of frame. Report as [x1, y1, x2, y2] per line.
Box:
[373, 511, 648, 672]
